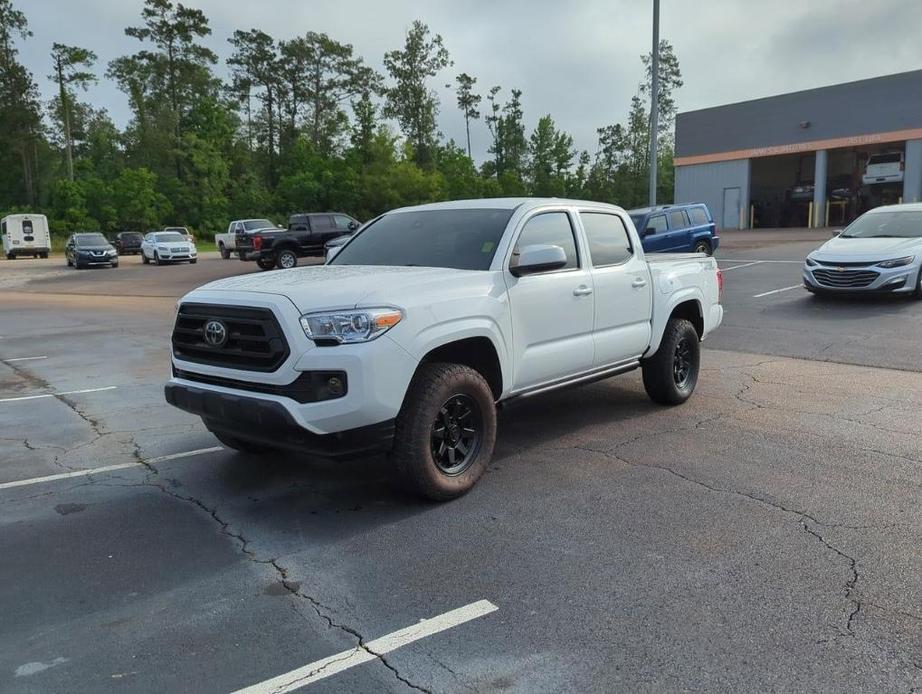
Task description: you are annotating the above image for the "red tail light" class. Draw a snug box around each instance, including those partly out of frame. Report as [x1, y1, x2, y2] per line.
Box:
[253, 235, 263, 250]
[716, 268, 724, 302]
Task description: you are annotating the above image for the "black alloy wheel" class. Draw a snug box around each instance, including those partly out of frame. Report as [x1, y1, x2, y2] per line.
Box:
[430, 394, 482, 476]
[673, 337, 693, 388]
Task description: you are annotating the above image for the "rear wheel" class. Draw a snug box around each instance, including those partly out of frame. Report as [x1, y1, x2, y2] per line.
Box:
[6, 253, 14, 260]
[693, 240, 712, 255]
[642, 318, 700, 405]
[39, 252, 48, 259]
[256, 257, 276, 271]
[276, 248, 298, 270]
[392, 362, 497, 501]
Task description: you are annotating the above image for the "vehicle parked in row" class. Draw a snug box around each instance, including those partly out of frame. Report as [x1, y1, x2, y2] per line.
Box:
[2, 213, 50, 259]
[862, 151, 904, 186]
[110, 231, 144, 255]
[324, 233, 352, 261]
[803, 202, 922, 298]
[215, 219, 279, 260]
[65, 232, 118, 269]
[166, 198, 723, 500]
[141, 231, 197, 265]
[164, 226, 195, 242]
[236, 212, 360, 270]
[627, 203, 719, 255]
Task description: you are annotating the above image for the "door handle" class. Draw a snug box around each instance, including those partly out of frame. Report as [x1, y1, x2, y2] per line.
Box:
[631, 278, 648, 288]
[573, 285, 593, 296]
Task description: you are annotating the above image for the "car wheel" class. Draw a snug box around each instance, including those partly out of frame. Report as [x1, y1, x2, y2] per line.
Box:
[256, 257, 276, 271]
[6, 253, 14, 260]
[111, 262, 118, 268]
[154, 251, 163, 266]
[210, 431, 277, 454]
[219, 244, 230, 260]
[142, 252, 149, 264]
[911, 268, 922, 301]
[642, 318, 700, 406]
[392, 362, 497, 501]
[693, 241, 712, 255]
[276, 249, 298, 270]
[190, 258, 197, 264]
[40, 252, 48, 259]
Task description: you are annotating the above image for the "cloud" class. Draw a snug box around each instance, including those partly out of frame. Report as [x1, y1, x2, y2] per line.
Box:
[16, 0, 922, 162]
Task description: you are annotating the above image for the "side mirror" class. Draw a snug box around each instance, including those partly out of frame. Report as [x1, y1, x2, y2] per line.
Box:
[325, 245, 342, 262]
[510, 244, 568, 277]
[348, 221, 359, 231]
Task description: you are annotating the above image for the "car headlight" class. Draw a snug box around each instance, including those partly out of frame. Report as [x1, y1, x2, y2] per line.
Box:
[805, 257, 818, 266]
[877, 256, 914, 268]
[300, 308, 402, 344]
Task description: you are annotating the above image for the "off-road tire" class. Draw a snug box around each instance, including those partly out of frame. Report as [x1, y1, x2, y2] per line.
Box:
[642, 318, 700, 405]
[392, 362, 497, 501]
[256, 257, 276, 271]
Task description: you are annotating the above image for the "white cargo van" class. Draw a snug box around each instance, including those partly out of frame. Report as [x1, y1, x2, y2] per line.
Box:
[2, 214, 51, 259]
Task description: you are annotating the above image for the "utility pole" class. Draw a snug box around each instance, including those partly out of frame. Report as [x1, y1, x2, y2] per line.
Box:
[649, 0, 660, 206]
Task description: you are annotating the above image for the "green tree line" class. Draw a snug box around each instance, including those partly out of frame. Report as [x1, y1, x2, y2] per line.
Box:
[0, 0, 682, 236]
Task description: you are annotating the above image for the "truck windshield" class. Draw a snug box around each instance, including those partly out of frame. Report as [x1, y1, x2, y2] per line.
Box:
[840, 211, 922, 239]
[330, 209, 514, 270]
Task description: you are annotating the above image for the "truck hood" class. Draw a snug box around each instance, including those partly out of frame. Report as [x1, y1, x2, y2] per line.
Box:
[190, 264, 489, 313]
[814, 235, 922, 259]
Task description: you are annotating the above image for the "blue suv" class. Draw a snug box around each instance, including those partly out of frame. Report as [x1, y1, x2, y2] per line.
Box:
[628, 203, 719, 256]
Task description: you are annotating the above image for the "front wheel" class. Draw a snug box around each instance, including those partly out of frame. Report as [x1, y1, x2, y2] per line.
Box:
[189, 258, 197, 264]
[276, 248, 298, 270]
[110, 262, 118, 269]
[642, 318, 700, 405]
[392, 362, 497, 501]
[154, 251, 163, 266]
[256, 257, 276, 271]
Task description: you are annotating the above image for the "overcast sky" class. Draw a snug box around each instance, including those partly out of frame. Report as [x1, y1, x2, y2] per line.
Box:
[16, 0, 922, 160]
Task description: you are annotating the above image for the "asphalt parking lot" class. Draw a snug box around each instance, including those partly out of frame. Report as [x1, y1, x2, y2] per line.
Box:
[2, 237, 922, 693]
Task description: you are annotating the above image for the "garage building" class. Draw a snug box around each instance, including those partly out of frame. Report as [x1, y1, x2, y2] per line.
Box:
[674, 69, 922, 230]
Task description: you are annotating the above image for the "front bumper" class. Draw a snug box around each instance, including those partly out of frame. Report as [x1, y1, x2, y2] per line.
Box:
[165, 382, 394, 458]
[803, 262, 920, 294]
[157, 251, 197, 260]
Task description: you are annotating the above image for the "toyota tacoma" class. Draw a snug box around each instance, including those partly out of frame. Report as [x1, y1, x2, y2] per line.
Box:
[165, 198, 723, 500]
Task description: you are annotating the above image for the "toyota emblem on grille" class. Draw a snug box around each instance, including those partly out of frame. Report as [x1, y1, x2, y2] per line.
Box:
[836, 267, 845, 272]
[203, 320, 228, 347]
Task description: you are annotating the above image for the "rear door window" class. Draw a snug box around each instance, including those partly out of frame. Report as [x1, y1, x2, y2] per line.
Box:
[581, 213, 633, 267]
[688, 207, 709, 225]
[311, 215, 334, 230]
[667, 210, 689, 230]
[513, 212, 579, 270]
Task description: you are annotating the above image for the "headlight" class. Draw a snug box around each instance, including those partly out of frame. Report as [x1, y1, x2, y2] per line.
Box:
[805, 257, 817, 266]
[300, 308, 402, 344]
[877, 256, 914, 268]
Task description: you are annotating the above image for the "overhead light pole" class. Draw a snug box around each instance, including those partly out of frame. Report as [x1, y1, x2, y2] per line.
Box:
[649, 0, 660, 206]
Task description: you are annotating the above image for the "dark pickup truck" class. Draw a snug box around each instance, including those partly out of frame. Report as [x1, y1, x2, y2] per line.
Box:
[236, 212, 360, 270]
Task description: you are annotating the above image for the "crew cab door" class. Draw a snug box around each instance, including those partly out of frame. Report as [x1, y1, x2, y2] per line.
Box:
[666, 209, 692, 251]
[310, 215, 339, 247]
[505, 210, 595, 391]
[579, 211, 653, 366]
[287, 216, 314, 253]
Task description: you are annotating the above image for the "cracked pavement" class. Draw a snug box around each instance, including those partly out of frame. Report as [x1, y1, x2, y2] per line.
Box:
[2, 244, 922, 692]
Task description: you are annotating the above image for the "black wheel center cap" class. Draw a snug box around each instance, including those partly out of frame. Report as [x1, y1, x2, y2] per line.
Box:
[447, 421, 461, 442]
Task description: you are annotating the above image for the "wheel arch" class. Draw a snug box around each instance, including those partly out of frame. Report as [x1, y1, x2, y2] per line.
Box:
[417, 335, 504, 401]
[647, 293, 704, 356]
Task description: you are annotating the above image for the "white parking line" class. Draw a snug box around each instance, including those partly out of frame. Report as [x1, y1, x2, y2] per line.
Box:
[0, 446, 224, 491]
[719, 261, 763, 271]
[753, 285, 803, 298]
[231, 600, 499, 694]
[3, 355, 48, 363]
[0, 385, 117, 404]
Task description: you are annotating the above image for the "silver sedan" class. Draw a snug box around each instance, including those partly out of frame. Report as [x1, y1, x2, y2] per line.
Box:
[803, 203, 922, 298]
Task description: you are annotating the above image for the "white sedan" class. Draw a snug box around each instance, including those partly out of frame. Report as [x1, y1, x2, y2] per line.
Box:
[141, 231, 198, 265]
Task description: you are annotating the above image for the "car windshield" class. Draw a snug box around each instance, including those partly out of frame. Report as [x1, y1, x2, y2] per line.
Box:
[76, 233, 108, 246]
[244, 219, 274, 231]
[155, 232, 186, 243]
[840, 210, 922, 239]
[330, 208, 514, 270]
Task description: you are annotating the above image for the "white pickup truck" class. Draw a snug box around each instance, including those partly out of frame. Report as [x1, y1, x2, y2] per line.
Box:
[166, 198, 723, 500]
[214, 219, 278, 259]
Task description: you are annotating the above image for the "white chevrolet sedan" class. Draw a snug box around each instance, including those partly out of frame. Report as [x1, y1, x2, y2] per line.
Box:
[804, 203, 922, 299]
[141, 231, 198, 266]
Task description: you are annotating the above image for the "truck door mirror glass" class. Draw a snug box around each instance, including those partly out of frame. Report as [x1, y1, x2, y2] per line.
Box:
[510, 244, 568, 277]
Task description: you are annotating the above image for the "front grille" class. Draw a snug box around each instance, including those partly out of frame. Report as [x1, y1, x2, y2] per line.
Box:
[814, 259, 874, 268]
[172, 303, 290, 372]
[813, 269, 879, 288]
[171, 247, 184, 253]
